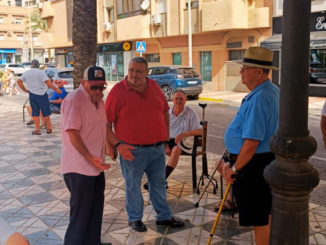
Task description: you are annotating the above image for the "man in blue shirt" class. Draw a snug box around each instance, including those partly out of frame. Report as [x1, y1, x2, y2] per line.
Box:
[49, 79, 67, 113]
[221, 47, 279, 245]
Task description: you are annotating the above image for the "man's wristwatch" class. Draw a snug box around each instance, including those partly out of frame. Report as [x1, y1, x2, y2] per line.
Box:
[231, 165, 237, 172]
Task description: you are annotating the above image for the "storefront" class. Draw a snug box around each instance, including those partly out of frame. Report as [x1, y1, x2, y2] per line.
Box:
[55, 47, 73, 67]
[97, 41, 133, 81]
[262, 11, 326, 91]
[0, 49, 18, 64]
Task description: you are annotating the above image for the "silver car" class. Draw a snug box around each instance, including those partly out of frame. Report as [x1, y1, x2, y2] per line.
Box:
[44, 67, 74, 92]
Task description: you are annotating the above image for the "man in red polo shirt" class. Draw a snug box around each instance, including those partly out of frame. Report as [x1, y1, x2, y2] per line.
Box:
[105, 57, 184, 232]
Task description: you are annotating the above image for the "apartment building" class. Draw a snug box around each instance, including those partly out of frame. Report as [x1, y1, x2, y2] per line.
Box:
[0, 0, 47, 63]
[41, 0, 273, 91]
[262, 0, 326, 93]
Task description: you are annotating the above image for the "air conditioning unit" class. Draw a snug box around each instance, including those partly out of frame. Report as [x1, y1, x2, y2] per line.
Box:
[7, 31, 12, 36]
[152, 14, 162, 25]
[104, 22, 112, 32]
[140, 0, 149, 11]
[37, 2, 43, 9]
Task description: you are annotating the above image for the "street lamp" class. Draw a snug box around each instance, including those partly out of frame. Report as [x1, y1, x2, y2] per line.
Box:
[188, 0, 192, 67]
[27, 5, 34, 60]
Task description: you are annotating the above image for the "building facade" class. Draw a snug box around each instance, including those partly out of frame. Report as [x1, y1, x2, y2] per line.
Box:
[262, 0, 326, 95]
[41, 0, 274, 91]
[0, 0, 48, 63]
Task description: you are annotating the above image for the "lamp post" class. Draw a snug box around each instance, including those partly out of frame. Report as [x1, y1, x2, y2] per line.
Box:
[188, 0, 192, 67]
[264, 0, 320, 244]
[27, 5, 34, 60]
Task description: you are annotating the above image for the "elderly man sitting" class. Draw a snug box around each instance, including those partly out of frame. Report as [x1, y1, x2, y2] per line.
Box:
[144, 90, 202, 190]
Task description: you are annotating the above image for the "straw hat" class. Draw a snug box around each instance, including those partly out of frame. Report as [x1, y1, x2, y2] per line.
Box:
[236, 46, 279, 70]
[177, 136, 194, 154]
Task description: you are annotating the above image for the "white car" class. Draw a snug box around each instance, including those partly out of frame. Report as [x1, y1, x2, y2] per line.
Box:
[0, 63, 25, 76]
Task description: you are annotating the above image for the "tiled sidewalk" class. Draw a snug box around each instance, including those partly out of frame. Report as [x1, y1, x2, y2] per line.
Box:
[0, 97, 325, 245]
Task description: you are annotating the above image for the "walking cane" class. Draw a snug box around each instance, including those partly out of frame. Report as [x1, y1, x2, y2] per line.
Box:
[194, 148, 228, 207]
[206, 183, 232, 245]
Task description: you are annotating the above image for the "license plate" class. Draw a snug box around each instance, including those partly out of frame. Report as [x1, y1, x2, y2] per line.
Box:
[187, 81, 197, 84]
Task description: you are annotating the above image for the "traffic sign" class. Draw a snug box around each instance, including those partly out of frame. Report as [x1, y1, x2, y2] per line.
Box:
[136, 41, 146, 53]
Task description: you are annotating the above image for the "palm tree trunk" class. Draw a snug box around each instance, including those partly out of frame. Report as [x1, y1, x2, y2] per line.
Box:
[72, 0, 97, 88]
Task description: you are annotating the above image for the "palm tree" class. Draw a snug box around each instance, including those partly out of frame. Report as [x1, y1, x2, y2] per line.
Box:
[72, 0, 97, 88]
[25, 9, 47, 32]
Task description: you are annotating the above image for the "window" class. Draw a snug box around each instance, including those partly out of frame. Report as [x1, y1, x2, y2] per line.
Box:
[310, 49, 326, 83]
[32, 34, 38, 41]
[117, 0, 145, 19]
[106, 8, 114, 23]
[15, 0, 22, 7]
[185, 0, 199, 8]
[0, 34, 4, 40]
[0, 17, 3, 23]
[229, 50, 245, 61]
[156, 0, 166, 14]
[16, 34, 23, 41]
[145, 53, 160, 62]
[58, 71, 73, 79]
[13, 17, 23, 24]
[154, 67, 170, 75]
[148, 67, 154, 75]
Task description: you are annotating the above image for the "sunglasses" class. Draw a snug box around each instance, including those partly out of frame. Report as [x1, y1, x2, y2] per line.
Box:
[90, 85, 106, 91]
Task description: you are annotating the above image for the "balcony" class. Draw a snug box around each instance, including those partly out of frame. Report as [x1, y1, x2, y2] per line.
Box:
[40, 1, 54, 19]
[202, 0, 270, 32]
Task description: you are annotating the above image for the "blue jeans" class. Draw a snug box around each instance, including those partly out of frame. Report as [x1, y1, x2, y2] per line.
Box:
[120, 144, 172, 222]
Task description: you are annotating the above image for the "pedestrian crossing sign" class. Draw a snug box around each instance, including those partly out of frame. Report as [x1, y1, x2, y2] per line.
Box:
[136, 41, 146, 53]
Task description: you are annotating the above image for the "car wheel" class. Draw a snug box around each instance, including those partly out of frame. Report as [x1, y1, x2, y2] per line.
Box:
[161, 85, 172, 101]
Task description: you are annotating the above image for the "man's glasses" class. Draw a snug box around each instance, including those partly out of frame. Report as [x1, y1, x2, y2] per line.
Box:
[240, 67, 256, 72]
[90, 85, 106, 91]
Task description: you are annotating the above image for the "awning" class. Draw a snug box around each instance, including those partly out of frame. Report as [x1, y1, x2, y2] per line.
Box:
[0, 49, 16, 54]
[261, 31, 326, 50]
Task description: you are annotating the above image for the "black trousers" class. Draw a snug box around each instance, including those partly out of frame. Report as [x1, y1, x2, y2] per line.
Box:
[63, 172, 105, 245]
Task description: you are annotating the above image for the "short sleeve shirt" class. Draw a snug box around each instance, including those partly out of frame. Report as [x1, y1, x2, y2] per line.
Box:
[21, 68, 49, 95]
[60, 85, 107, 176]
[224, 80, 279, 154]
[169, 106, 201, 138]
[322, 101, 326, 117]
[105, 77, 169, 144]
[50, 87, 67, 109]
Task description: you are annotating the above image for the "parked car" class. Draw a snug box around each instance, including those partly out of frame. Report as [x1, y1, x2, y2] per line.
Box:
[44, 67, 74, 92]
[0, 63, 25, 76]
[310, 62, 326, 84]
[147, 65, 203, 101]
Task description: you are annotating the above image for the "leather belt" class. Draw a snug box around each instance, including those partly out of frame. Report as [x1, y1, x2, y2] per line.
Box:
[129, 141, 165, 148]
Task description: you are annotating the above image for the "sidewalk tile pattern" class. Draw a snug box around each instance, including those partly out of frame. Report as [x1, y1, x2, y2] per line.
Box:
[0, 98, 325, 244]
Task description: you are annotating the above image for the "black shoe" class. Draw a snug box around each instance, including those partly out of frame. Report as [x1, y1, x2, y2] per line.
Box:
[129, 220, 147, 232]
[101, 243, 112, 245]
[26, 120, 35, 125]
[156, 217, 184, 227]
[143, 182, 168, 191]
